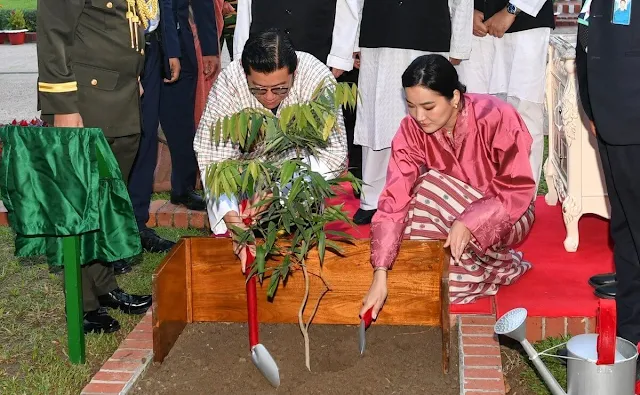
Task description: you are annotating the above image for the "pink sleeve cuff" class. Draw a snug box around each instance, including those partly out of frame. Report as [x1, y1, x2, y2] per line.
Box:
[370, 221, 405, 269]
[458, 197, 512, 251]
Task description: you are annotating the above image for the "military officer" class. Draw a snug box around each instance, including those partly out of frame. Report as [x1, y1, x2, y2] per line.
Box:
[36, 0, 153, 333]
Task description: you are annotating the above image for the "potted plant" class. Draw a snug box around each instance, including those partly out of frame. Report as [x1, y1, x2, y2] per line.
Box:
[205, 79, 361, 370]
[7, 9, 27, 45]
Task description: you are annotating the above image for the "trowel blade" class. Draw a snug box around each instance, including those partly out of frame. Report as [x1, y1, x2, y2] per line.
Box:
[251, 343, 280, 388]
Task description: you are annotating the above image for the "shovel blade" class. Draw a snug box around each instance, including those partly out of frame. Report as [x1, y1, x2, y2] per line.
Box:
[251, 344, 280, 387]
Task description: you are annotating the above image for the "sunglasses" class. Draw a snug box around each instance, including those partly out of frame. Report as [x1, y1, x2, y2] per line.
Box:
[249, 86, 290, 96]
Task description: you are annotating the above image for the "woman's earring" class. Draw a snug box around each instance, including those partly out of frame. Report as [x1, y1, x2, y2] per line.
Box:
[454, 103, 459, 109]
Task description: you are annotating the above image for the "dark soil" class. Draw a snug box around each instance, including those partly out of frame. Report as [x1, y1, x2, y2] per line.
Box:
[134, 322, 459, 395]
[501, 342, 534, 395]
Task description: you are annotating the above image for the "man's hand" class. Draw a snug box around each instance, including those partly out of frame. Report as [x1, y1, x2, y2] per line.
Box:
[224, 211, 254, 273]
[449, 58, 462, 65]
[331, 68, 345, 79]
[222, 1, 235, 15]
[473, 10, 488, 37]
[444, 220, 472, 263]
[485, 8, 516, 38]
[589, 120, 597, 136]
[353, 52, 360, 69]
[164, 58, 181, 83]
[54, 113, 84, 127]
[202, 55, 221, 80]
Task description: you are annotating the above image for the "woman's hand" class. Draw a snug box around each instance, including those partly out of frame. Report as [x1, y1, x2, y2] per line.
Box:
[444, 220, 472, 263]
[360, 269, 388, 320]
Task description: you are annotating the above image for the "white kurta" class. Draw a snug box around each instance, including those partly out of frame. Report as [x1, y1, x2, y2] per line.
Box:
[454, 0, 551, 188]
[353, 0, 474, 150]
[233, 0, 361, 71]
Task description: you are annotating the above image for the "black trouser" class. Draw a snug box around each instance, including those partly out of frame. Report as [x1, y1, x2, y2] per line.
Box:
[337, 69, 362, 180]
[597, 137, 640, 345]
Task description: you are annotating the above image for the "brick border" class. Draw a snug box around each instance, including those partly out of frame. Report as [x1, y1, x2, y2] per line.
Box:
[81, 311, 154, 395]
[146, 199, 209, 229]
[459, 315, 506, 395]
[525, 316, 595, 342]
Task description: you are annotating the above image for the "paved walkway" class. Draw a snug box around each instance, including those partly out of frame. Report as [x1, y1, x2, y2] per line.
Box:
[0, 43, 38, 123]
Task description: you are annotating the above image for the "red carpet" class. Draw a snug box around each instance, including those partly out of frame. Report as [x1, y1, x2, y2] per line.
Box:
[327, 184, 613, 317]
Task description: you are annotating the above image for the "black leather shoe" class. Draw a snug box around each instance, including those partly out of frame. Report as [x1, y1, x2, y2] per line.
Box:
[112, 259, 132, 275]
[171, 190, 206, 211]
[353, 208, 376, 225]
[594, 283, 617, 299]
[84, 307, 120, 334]
[140, 227, 175, 253]
[588, 272, 616, 288]
[98, 288, 152, 315]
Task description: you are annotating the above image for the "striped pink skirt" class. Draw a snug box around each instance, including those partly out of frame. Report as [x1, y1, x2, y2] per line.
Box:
[403, 170, 534, 304]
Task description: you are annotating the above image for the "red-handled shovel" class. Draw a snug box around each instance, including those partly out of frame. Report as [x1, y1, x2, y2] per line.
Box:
[245, 247, 280, 387]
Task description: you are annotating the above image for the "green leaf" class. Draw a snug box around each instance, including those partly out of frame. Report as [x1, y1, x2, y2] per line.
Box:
[322, 114, 336, 140]
[302, 105, 317, 129]
[325, 230, 353, 240]
[237, 112, 248, 148]
[255, 244, 266, 275]
[222, 116, 231, 142]
[267, 268, 281, 298]
[317, 231, 326, 266]
[279, 161, 296, 187]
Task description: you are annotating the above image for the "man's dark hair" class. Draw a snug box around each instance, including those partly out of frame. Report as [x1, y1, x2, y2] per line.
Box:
[241, 29, 298, 75]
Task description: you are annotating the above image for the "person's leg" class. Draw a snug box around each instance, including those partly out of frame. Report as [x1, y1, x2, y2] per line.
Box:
[506, 96, 545, 189]
[159, 23, 205, 210]
[355, 146, 391, 224]
[90, 261, 153, 315]
[338, 69, 362, 188]
[406, 170, 533, 304]
[596, 138, 640, 345]
[454, 35, 493, 94]
[79, 263, 120, 333]
[128, 37, 176, 253]
[106, 134, 141, 186]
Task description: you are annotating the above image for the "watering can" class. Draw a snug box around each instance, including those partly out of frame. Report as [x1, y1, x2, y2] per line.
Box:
[494, 301, 638, 395]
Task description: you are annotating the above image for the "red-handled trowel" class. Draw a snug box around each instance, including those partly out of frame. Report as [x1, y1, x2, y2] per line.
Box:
[245, 246, 280, 387]
[359, 307, 374, 355]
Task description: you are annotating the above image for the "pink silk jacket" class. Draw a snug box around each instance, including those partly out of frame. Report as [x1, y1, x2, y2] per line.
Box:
[371, 94, 537, 269]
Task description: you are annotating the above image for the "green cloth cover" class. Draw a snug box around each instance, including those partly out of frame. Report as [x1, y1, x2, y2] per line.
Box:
[0, 126, 141, 266]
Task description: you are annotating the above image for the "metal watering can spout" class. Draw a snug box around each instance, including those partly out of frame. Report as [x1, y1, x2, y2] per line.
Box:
[494, 308, 566, 395]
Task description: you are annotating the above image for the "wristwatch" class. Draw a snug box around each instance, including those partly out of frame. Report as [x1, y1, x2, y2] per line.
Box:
[506, 2, 520, 15]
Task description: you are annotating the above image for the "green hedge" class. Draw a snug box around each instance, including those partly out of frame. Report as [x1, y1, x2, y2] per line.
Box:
[0, 9, 37, 32]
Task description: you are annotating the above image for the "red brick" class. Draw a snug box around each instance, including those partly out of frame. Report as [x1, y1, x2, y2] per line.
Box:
[545, 317, 566, 338]
[139, 313, 153, 325]
[461, 324, 495, 336]
[126, 331, 153, 341]
[461, 315, 496, 326]
[585, 317, 596, 333]
[0, 212, 8, 226]
[526, 316, 543, 342]
[189, 210, 207, 229]
[156, 202, 177, 227]
[463, 378, 505, 391]
[567, 317, 588, 336]
[91, 370, 134, 382]
[110, 349, 152, 362]
[462, 335, 499, 346]
[463, 345, 501, 356]
[121, 339, 153, 350]
[99, 360, 141, 372]
[464, 367, 504, 379]
[82, 382, 125, 394]
[464, 355, 502, 368]
[173, 206, 189, 228]
[147, 200, 167, 227]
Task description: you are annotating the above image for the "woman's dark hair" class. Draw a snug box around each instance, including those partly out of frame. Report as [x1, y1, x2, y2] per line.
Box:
[401, 54, 467, 107]
[241, 29, 298, 75]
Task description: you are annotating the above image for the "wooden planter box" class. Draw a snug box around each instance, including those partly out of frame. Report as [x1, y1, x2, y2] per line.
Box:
[152, 237, 452, 372]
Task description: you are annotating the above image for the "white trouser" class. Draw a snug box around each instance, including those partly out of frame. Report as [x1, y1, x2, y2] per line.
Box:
[359, 146, 392, 210]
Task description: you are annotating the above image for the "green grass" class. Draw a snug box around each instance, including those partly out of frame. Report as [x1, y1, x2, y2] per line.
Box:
[0, 227, 205, 395]
[522, 337, 568, 394]
[0, 0, 36, 10]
